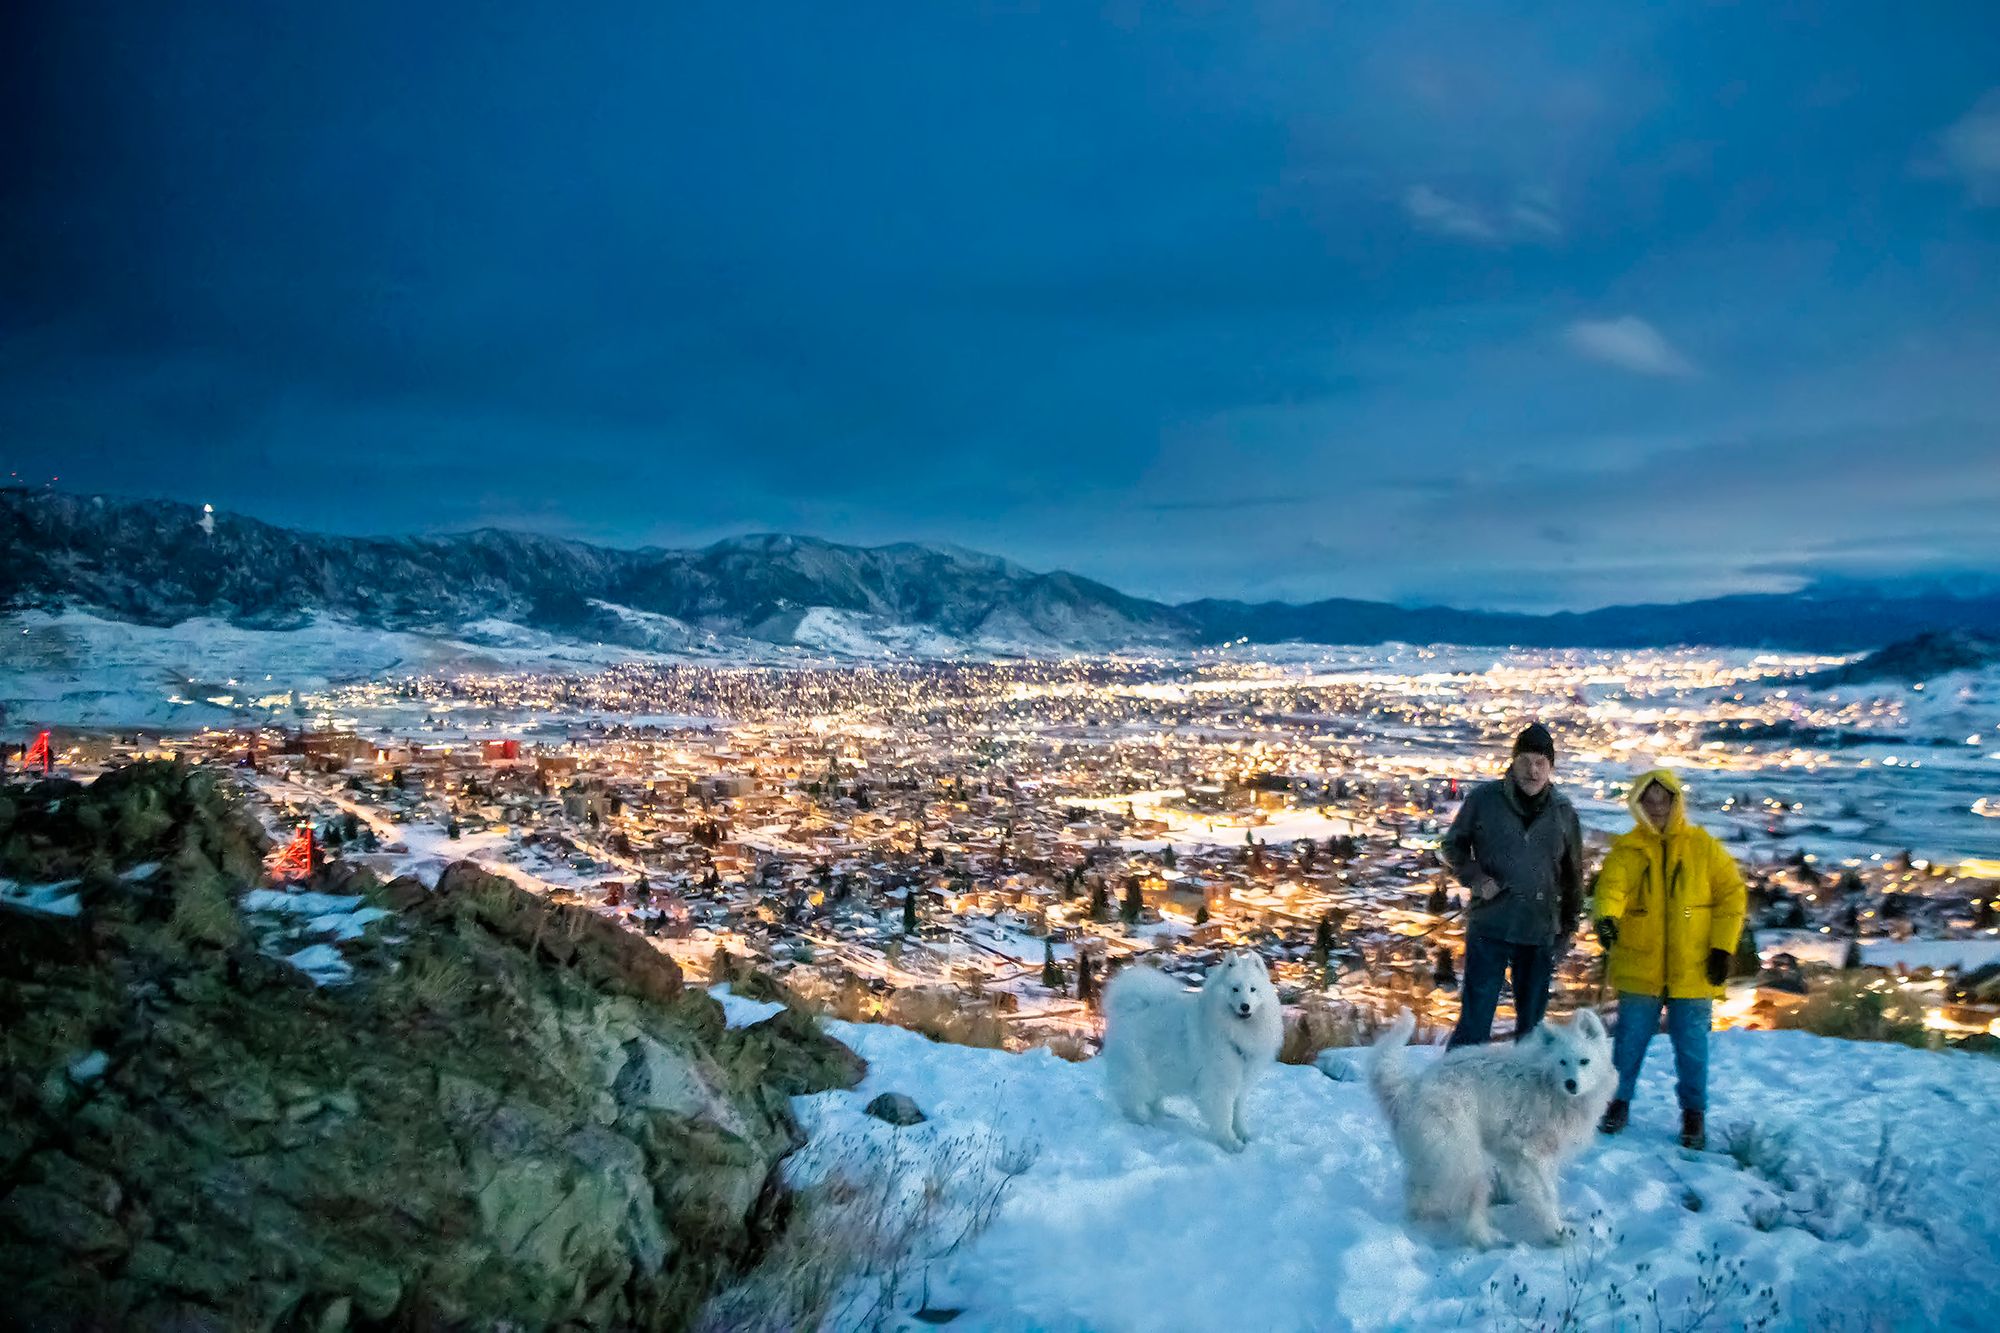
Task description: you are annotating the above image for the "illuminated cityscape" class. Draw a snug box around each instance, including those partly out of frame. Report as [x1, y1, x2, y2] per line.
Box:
[24, 645, 1996, 1051]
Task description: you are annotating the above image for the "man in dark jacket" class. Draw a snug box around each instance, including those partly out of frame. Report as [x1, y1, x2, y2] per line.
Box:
[1441, 722, 1584, 1048]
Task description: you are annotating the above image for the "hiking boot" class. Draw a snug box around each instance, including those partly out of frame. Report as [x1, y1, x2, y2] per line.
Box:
[1598, 1099, 1629, 1135]
[1679, 1109, 1706, 1151]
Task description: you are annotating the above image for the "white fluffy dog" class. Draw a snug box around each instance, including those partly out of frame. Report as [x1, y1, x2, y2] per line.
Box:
[1101, 952, 1283, 1152]
[1370, 1009, 1615, 1247]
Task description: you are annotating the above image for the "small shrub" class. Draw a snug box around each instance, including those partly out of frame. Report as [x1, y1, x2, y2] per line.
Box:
[1485, 1218, 1780, 1333]
[1729, 1118, 1930, 1242]
[1776, 976, 1927, 1047]
[1720, 1120, 1798, 1189]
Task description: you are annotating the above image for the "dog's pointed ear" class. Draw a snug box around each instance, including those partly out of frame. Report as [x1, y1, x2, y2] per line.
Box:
[1536, 1024, 1556, 1045]
[1574, 1009, 1606, 1041]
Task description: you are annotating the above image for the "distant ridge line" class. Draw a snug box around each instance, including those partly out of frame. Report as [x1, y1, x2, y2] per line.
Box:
[3, 488, 1998, 653]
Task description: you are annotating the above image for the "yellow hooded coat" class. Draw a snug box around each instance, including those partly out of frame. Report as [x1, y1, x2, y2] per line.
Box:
[1590, 769, 1747, 1000]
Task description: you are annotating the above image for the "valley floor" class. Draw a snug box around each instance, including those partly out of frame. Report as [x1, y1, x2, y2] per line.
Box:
[716, 990, 2000, 1331]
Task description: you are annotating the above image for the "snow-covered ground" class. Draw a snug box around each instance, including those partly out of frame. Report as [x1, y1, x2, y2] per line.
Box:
[0, 876, 83, 917]
[1759, 929, 2000, 973]
[0, 609, 653, 728]
[719, 988, 2000, 1331]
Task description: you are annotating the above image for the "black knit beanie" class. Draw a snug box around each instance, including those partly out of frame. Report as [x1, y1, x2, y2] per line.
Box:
[1512, 722, 1555, 761]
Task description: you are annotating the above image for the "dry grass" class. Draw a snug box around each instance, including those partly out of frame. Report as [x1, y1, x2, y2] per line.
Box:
[782, 968, 881, 1024]
[696, 1129, 1039, 1332]
[168, 875, 244, 950]
[379, 948, 479, 1014]
[1774, 975, 1929, 1048]
[884, 988, 1009, 1050]
[1022, 1030, 1095, 1063]
[1279, 996, 1399, 1066]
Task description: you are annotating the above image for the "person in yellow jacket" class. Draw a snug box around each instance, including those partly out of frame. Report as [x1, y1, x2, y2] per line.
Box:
[1589, 768, 1746, 1150]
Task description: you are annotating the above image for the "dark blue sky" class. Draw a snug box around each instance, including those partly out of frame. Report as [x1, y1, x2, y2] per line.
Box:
[5, 3, 1999, 610]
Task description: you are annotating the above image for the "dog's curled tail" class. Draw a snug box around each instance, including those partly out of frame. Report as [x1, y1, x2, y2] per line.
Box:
[1368, 1008, 1419, 1112]
[1101, 962, 1184, 1027]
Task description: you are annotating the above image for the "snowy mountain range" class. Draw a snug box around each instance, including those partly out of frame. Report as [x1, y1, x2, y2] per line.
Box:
[5, 489, 2000, 654]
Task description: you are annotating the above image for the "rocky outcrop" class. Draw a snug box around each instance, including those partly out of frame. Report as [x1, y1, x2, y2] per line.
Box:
[0, 763, 864, 1331]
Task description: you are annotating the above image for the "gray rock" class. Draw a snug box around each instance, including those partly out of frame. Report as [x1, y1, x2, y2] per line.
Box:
[864, 1092, 926, 1126]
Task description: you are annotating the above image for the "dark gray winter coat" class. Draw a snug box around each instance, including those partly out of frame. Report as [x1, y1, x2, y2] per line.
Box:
[1441, 778, 1584, 947]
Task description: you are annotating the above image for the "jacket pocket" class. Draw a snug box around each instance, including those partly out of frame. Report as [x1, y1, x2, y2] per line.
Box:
[1619, 866, 1662, 956]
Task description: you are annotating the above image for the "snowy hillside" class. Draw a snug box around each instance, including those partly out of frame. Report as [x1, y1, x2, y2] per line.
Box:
[0, 490, 1189, 653]
[0, 609, 656, 728]
[716, 990, 2000, 1331]
[0, 608, 969, 728]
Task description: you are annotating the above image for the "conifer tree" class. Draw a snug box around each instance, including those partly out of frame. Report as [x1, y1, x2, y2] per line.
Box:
[1076, 953, 1096, 1005]
[1733, 924, 1761, 978]
[1121, 878, 1144, 925]
[1041, 939, 1063, 990]
[902, 887, 919, 935]
[1433, 946, 1457, 990]
[1313, 913, 1336, 964]
[1194, 901, 1210, 926]
[1090, 879, 1110, 921]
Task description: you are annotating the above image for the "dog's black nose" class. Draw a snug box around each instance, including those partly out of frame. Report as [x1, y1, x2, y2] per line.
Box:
[1564, 1078, 1578, 1094]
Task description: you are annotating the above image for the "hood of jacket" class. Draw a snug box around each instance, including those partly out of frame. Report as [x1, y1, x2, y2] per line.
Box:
[1625, 767, 1687, 838]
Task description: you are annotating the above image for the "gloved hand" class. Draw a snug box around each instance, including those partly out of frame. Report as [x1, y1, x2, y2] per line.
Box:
[1706, 948, 1731, 987]
[1470, 874, 1503, 902]
[1593, 917, 1619, 947]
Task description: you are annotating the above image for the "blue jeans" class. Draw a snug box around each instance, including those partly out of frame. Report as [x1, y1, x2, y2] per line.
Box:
[1612, 992, 1711, 1111]
[1448, 933, 1555, 1048]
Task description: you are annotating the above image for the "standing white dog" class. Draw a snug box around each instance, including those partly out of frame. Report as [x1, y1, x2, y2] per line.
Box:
[1370, 1009, 1614, 1247]
[1101, 952, 1283, 1151]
